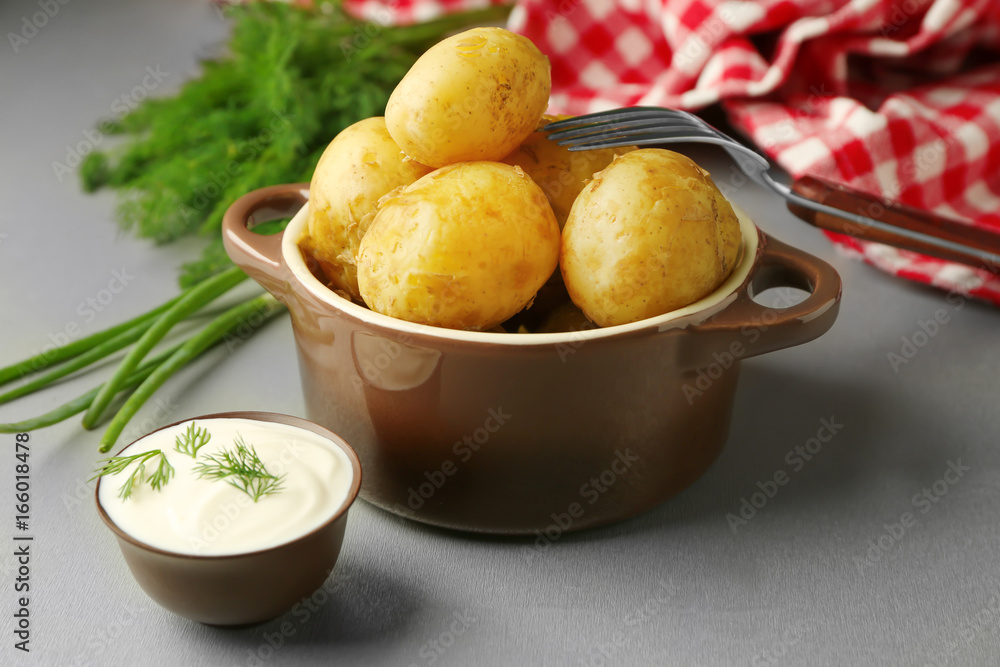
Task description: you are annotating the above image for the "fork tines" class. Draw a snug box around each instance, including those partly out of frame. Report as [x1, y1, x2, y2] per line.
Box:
[542, 107, 724, 151]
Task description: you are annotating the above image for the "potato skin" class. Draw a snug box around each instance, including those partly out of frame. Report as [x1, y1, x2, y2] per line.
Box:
[385, 27, 550, 168]
[357, 162, 560, 331]
[501, 116, 633, 229]
[302, 117, 432, 301]
[561, 149, 742, 327]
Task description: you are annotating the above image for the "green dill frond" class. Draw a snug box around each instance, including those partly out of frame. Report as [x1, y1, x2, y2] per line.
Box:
[174, 422, 212, 458]
[91, 449, 174, 500]
[80, 2, 511, 287]
[193, 434, 285, 502]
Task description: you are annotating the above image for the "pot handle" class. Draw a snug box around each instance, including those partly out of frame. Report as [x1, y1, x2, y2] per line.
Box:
[694, 233, 842, 359]
[221, 183, 310, 298]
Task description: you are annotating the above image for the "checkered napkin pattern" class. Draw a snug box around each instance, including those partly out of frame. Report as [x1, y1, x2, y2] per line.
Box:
[346, 0, 1000, 304]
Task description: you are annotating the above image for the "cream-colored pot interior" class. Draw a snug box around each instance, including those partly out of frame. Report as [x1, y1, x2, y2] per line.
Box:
[281, 190, 760, 342]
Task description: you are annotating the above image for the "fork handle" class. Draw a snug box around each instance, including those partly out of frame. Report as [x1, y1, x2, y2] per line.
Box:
[787, 175, 1000, 273]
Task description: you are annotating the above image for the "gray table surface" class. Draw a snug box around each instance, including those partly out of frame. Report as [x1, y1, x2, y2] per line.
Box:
[3, 0, 1000, 665]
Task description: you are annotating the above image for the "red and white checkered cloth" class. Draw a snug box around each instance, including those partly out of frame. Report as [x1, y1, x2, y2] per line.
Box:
[345, 0, 1000, 304]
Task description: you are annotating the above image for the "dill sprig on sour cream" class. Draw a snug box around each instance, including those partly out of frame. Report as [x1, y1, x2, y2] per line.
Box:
[192, 435, 285, 502]
[93, 426, 284, 503]
[91, 450, 175, 500]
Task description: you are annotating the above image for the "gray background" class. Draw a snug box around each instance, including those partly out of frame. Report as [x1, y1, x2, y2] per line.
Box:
[2, 0, 999, 665]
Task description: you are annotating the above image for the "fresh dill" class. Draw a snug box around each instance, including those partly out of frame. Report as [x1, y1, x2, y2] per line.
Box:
[174, 421, 211, 458]
[0, 2, 509, 455]
[78, 1, 511, 288]
[91, 449, 175, 500]
[193, 435, 285, 502]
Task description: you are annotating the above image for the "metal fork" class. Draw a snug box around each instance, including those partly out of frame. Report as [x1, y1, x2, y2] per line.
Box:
[544, 107, 1000, 273]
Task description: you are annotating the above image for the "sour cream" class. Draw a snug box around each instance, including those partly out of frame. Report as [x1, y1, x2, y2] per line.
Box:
[97, 418, 355, 556]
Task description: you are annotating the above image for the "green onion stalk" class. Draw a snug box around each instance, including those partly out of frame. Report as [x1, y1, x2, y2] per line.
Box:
[0, 2, 510, 451]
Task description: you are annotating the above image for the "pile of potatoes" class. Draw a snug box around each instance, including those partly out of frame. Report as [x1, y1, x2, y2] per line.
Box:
[299, 27, 741, 331]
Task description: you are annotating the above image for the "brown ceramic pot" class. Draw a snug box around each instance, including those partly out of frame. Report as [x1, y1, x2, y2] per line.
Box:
[222, 184, 841, 535]
[95, 411, 362, 626]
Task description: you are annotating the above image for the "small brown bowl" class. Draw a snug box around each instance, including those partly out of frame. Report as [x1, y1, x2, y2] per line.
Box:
[222, 184, 841, 535]
[95, 411, 362, 626]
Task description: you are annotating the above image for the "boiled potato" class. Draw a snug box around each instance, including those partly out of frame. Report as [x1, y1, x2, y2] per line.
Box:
[357, 162, 560, 330]
[302, 117, 432, 301]
[501, 116, 634, 228]
[385, 27, 550, 168]
[561, 149, 741, 327]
